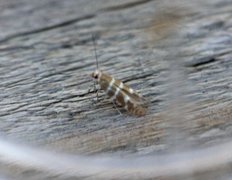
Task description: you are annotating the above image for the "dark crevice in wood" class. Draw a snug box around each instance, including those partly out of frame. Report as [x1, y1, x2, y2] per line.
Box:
[4, 100, 66, 116]
[201, 21, 225, 31]
[51, 36, 100, 49]
[34, 64, 93, 82]
[101, 0, 153, 12]
[0, 14, 95, 44]
[3, 78, 31, 88]
[31, 34, 101, 50]
[189, 57, 216, 68]
[186, 50, 232, 69]
[0, 46, 33, 51]
[39, 99, 64, 108]
[61, 94, 92, 101]
[0, 105, 29, 116]
[123, 71, 157, 83]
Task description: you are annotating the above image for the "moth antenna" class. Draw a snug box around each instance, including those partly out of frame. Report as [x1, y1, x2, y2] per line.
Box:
[92, 34, 99, 70]
[91, 34, 99, 102]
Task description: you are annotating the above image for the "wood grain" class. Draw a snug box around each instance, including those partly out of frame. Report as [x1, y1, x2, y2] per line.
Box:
[0, 0, 231, 179]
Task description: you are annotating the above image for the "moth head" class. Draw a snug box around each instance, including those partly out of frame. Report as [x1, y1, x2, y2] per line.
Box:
[91, 70, 101, 81]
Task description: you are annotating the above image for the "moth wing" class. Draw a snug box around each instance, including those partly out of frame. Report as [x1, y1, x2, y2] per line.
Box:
[119, 86, 148, 116]
[119, 82, 148, 107]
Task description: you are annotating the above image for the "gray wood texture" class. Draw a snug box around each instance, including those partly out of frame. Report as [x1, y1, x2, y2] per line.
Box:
[0, 0, 231, 179]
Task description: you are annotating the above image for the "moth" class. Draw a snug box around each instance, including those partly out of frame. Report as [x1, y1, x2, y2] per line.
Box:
[91, 36, 147, 116]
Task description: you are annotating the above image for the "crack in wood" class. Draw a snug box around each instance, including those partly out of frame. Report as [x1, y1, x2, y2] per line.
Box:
[101, 0, 153, 12]
[0, 14, 95, 44]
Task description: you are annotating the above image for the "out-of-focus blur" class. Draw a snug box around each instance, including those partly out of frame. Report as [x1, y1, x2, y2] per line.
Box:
[0, 0, 231, 179]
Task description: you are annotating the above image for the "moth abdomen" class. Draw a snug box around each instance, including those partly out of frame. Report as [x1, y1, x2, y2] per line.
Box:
[123, 94, 147, 116]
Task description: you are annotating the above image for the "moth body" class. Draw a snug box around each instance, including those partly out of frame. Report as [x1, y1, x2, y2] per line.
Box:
[91, 70, 147, 116]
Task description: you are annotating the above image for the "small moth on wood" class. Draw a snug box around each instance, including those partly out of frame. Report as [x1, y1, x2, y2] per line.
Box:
[91, 36, 147, 116]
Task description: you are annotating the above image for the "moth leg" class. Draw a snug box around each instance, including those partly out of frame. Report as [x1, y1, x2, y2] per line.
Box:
[93, 80, 99, 102]
[88, 79, 96, 93]
[88, 81, 100, 104]
[112, 101, 122, 115]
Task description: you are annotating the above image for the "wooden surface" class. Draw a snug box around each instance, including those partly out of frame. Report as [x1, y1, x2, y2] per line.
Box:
[0, 0, 232, 179]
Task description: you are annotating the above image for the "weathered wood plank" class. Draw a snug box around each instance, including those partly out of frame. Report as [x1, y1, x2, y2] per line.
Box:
[0, 0, 231, 179]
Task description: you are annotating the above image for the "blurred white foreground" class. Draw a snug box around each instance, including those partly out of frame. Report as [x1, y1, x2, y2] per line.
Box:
[0, 137, 232, 179]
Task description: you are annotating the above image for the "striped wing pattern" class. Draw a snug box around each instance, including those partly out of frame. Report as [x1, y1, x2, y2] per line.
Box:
[92, 70, 147, 116]
[112, 78, 147, 116]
